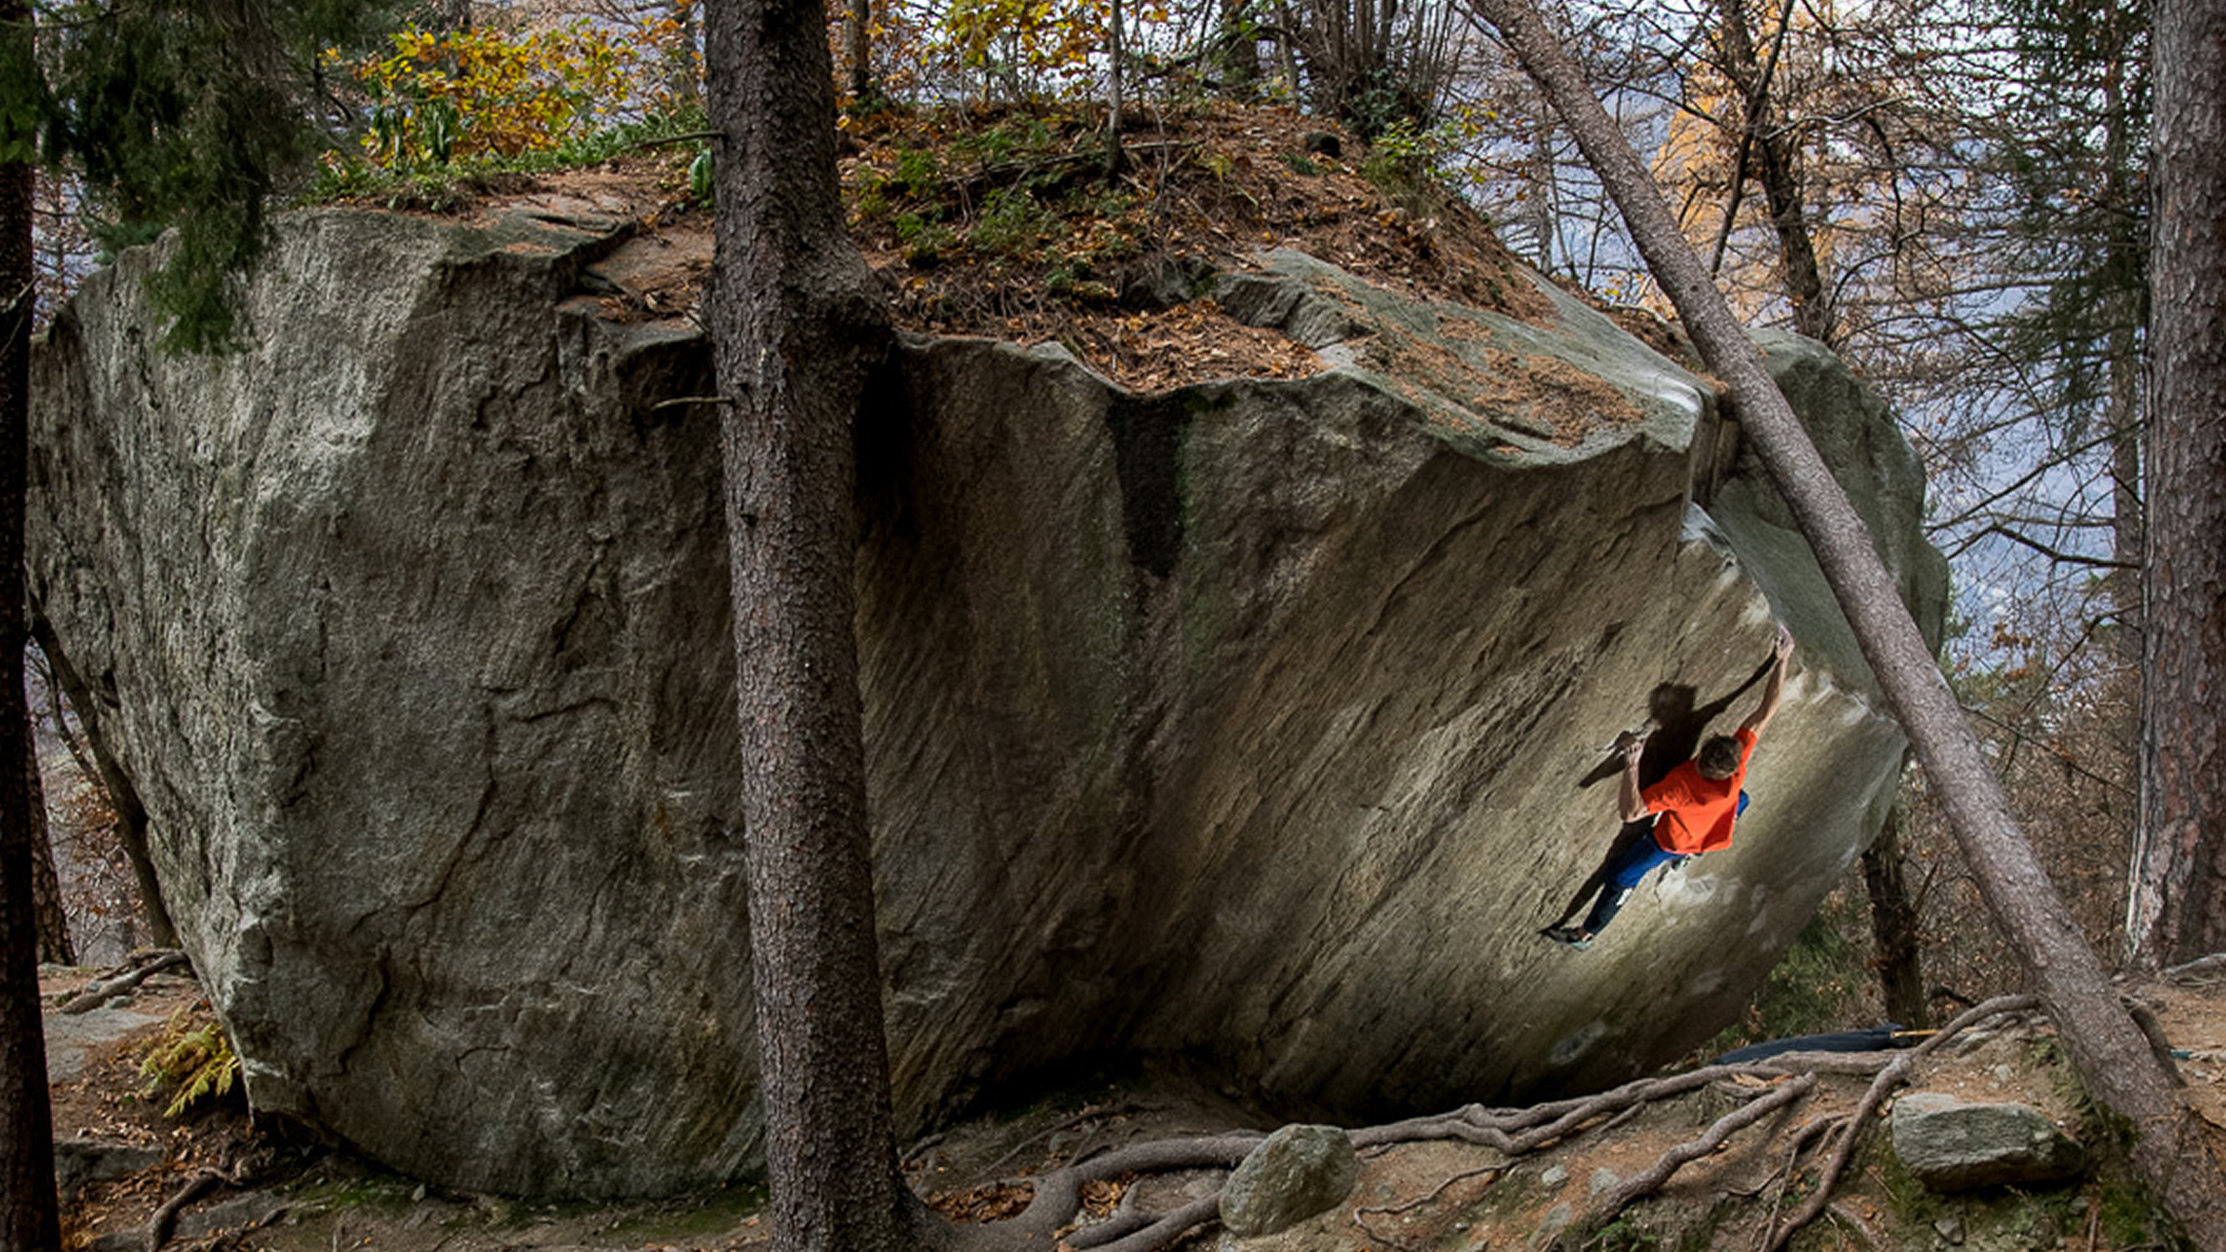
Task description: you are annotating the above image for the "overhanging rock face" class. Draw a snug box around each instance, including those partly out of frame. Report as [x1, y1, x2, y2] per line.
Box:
[29, 203, 1945, 1197]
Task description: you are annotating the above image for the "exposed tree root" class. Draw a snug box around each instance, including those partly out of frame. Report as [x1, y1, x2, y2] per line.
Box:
[946, 993, 2044, 1252]
[144, 1166, 226, 1251]
[1006, 1133, 1264, 1244]
[1572, 1072, 1817, 1245]
[1745, 1117, 1843, 1252]
[1353, 1165, 1503, 1252]
[1759, 994, 2039, 1251]
[1352, 1062, 1805, 1156]
[2166, 953, 2226, 987]
[2123, 993, 2188, 1086]
[1072, 1194, 1221, 1252]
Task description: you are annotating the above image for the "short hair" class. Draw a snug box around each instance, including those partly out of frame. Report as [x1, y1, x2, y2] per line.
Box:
[1697, 735, 1743, 779]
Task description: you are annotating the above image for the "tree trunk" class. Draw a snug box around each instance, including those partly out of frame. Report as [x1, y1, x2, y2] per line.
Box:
[1466, 0, 2226, 1239]
[1105, 0, 1127, 175]
[25, 730, 67, 965]
[0, 121, 60, 1248]
[700, 0, 928, 1249]
[1860, 788, 1925, 1029]
[2130, 0, 2226, 970]
[1275, 1, 1303, 101]
[668, 0, 705, 112]
[1710, 0, 1834, 344]
[29, 612, 176, 950]
[2103, 52, 2145, 656]
[845, 0, 874, 105]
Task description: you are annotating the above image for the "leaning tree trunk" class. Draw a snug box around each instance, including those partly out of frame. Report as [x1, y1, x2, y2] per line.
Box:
[2129, 0, 2226, 971]
[700, 0, 930, 1249]
[25, 732, 68, 966]
[30, 613, 177, 950]
[0, 130, 59, 1249]
[1465, 0, 2226, 1240]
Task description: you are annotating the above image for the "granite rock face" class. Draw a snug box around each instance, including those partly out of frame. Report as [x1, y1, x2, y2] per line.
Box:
[29, 203, 1945, 1197]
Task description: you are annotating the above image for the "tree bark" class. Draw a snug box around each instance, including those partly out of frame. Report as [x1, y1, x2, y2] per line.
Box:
[1466, 0, 2226, 1240]
[845, 0, 874, 105]
[1214, 0, 1259, 95]
[25, 730, 67, 965]
[2101, 50, 2146, 659]
[1859, 788, 1925, 1029]
[29, 612, 177, 950]
[1710, 0, 1834, 345]
[0, 105, 60, 1248]
[2129, 0, 2226, 971]
[1105, 0, 1127, 175]
[700, 0, 928, 1249]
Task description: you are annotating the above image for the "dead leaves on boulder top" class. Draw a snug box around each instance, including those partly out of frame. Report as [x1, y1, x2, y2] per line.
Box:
[457, 103, 1549, 394]
[844, 103, 1544, 391]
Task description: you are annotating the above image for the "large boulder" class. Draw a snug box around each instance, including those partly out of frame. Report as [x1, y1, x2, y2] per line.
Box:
[28, 198, 1944, 1197]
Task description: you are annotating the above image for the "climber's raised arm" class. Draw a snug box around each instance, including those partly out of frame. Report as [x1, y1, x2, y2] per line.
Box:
[1740, 626, 1796, 738]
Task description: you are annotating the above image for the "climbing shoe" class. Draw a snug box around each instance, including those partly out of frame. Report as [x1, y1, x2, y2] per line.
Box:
[1544, 925, 1593, 951]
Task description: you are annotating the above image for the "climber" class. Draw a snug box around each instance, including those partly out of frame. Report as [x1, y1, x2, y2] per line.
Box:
[1547, 625, 1796, 951]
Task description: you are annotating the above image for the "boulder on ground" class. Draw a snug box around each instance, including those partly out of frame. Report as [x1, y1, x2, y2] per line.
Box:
[1221, 1124, 1360, 1237]
[1890, 1091, 2086, 1191]
[53, 1137, 163, 1202]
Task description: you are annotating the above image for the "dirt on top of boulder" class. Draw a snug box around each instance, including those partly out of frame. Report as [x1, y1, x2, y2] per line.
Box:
[330, 102, 1577, 397]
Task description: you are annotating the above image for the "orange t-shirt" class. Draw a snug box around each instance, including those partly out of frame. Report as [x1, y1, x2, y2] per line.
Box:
[1642, 727, 1757, 854]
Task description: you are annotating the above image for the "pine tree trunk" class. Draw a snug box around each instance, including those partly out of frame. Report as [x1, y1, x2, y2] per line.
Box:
[2129, 0, 2226, 971]
[700, 0, 927, 1248]
[1106, 0, 1127, 174]
[1860, 792, 1925, 1029]
[1466, 0, 2226, 1239]
[26, 731, 68, 966]
[0, 129, 60, 1249]
[2101, 52, 2145, 662]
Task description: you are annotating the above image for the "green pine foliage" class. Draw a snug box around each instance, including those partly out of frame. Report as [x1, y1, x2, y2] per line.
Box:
[1990, 0, 2150, 437]
[24, 1, 404, 350]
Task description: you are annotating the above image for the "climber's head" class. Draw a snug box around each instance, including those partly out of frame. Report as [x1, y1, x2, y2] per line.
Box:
[1696, 735, 1743, 780]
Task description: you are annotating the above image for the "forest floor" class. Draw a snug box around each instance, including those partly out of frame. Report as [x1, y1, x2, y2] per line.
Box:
[41, 960, 2226, 1252]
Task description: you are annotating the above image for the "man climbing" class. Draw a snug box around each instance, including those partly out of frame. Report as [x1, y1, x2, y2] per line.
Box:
[1548, 626, 1796, 950]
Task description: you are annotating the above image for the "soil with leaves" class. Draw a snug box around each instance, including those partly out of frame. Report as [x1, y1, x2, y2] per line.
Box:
[336, 101, 1598, 401]
[39, 956, 2226, 1252]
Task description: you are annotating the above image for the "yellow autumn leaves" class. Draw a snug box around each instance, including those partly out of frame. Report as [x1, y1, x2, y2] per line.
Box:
[337, 9, 698, 169]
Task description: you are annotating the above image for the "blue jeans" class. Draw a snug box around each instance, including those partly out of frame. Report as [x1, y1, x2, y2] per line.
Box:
[1581, 833, 1688, 935]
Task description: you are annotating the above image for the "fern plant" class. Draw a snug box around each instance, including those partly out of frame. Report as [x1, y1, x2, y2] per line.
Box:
[139, 1009, 242, 1119]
